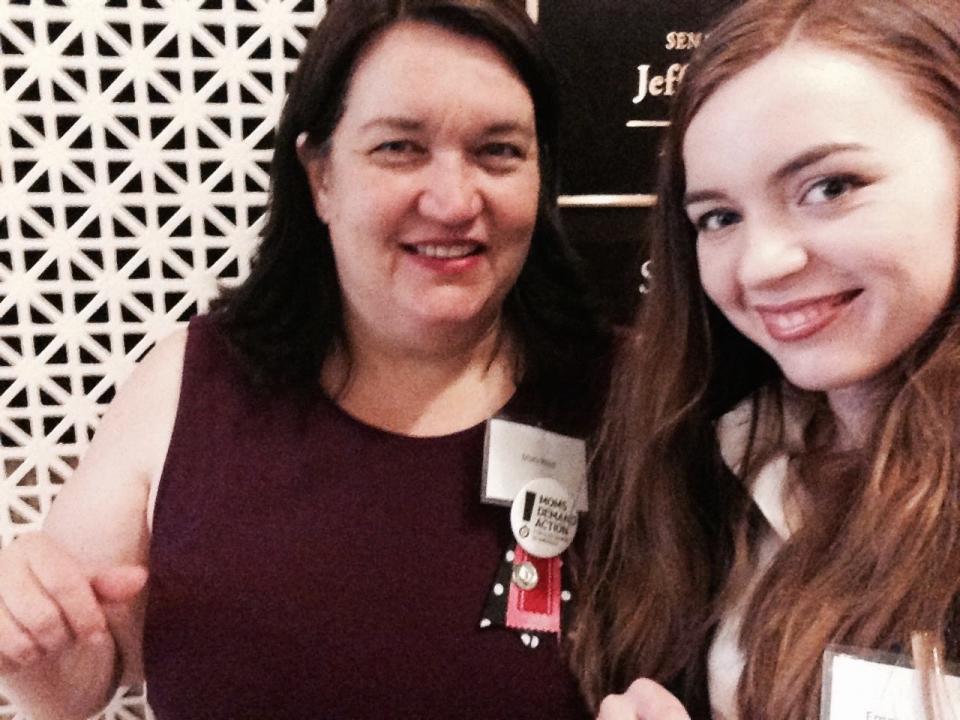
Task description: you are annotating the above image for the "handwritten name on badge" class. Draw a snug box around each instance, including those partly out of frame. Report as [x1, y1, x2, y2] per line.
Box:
[822, 648, 960, 720]
[482, 419, 587, 512]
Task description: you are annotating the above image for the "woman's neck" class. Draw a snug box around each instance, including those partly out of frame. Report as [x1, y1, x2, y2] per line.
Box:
[322, 316, 519, 437]
[826, 380, 888, 452]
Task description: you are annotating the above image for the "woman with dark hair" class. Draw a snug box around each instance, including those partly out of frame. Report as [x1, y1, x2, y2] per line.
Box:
[0, 2, 607, 718]
[216, 0, 599, 401]
[572, 0, 960, 718]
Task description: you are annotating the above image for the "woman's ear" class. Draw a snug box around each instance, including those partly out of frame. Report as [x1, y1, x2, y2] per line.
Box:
[297, 131, 330, 223]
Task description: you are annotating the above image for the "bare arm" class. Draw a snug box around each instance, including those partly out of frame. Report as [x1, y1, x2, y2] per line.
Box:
[0, 329, 186, 719]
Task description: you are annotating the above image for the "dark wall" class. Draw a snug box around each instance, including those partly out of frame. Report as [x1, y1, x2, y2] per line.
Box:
[538, 0, 739, 322]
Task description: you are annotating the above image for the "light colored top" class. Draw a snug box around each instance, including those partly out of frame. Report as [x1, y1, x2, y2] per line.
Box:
[707, 396, 811, 720]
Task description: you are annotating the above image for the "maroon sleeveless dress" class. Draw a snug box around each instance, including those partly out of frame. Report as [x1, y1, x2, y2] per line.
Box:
[143, 315, 592, 719]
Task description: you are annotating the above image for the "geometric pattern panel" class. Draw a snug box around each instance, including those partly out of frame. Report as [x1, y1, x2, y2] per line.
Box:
[0, 1, 324, 716]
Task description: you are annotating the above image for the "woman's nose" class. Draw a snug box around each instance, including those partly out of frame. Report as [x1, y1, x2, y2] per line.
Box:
[417, 153, 483, 224]
[736, 220, 809, 289]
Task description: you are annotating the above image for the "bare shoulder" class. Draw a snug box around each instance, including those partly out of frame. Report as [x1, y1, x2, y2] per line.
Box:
[44, 326, 190, 565]
[101, 327, 189, 450]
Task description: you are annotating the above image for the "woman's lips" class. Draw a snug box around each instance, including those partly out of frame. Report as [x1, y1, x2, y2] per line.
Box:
[401, 241, 486, 273]
[755, 289, 861, 342]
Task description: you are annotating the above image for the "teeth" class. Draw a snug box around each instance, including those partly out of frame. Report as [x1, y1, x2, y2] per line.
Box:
[761, 291, 858, 334]
[769, 308, 819, 331]
[414, 244, 476, 259]
[768, 292, 859, 329]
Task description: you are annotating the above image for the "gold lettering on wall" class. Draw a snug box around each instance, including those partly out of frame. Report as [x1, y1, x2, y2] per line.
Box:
[629, 30, 704, 122]
[632, 63, 687, 104]
[664, 31, 704, 50]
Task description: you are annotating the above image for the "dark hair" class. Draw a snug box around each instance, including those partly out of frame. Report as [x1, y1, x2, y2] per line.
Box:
[571, 0, 960, 716]
[213, 0, 607, 401]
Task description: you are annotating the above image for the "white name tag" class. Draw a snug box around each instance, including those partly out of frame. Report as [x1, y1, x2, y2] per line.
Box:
[481, 418, 588, 512]
[822, 647, 960, 720]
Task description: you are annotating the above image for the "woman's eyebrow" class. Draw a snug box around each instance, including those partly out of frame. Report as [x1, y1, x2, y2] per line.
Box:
[360, 115, 537, 140]
[684, 142, 868, 207]
[483, 121, 535, 138]
[358, 116, 423, 132]
[770, 142, 868, 182]
[683, 188, 728, 207]
[358, 116, 535, 139]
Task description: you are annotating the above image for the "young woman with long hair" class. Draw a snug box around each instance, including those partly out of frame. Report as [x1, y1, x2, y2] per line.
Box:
[570, 0, 960, 718]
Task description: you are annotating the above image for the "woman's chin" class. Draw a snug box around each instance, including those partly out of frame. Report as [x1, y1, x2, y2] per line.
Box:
[780, 362, 880, 397]
[406, 296, 501, 332]
[412, 310, 499, 336]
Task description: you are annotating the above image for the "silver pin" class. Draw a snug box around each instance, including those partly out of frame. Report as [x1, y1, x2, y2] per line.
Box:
[511, 560, 539, 591]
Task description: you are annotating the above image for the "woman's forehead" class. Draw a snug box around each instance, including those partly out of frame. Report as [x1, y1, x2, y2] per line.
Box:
[336, 21, 535, 132]
[682, 43, 924, 187]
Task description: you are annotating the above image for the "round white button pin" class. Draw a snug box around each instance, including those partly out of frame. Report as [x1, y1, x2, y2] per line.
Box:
[509, 477, 578, 558]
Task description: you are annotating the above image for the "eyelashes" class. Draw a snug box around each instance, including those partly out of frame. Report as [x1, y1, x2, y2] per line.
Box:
[695, 208, 742, 233]
[478, 142, 526, 161]
[368, 139, 529, 170]
[689, 173, 871, 235]
[800, 174, 867, 206]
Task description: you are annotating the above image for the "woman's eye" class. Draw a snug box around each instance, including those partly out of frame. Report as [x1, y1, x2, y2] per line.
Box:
[477, 142, 527, 169]
[801, 175, 863, 205]
[372, 140, 420, 155]
[695, 209, 741, 233]
[369, 140, 427, 166]
[482, 142, 523, 159]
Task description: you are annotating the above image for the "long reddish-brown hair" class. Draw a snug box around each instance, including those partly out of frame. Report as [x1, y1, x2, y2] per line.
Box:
[570, 0, 960, 717]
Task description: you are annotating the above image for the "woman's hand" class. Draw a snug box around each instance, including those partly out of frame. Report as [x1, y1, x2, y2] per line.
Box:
[0, 532, 146, 672]
[0, 532, 147, 718]
[0, 331, 183, 720]
[597, 678, 692, 720]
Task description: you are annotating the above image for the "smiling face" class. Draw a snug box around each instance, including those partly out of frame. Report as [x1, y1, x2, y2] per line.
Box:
[684, 43, 960, 406]
[301, 20, 539, 354]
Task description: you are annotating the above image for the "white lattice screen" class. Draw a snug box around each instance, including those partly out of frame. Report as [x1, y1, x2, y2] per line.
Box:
[0, 1, 324, 716]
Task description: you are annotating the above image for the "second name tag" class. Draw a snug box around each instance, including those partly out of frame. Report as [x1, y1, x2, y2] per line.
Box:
[822, 646, 960, 719]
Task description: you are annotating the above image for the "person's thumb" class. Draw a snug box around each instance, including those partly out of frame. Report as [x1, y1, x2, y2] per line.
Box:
[91, 565, 148, 605]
